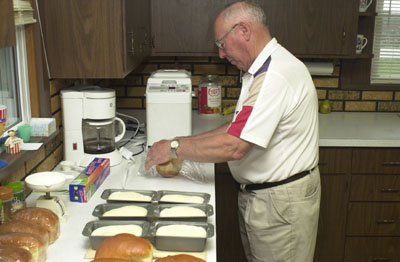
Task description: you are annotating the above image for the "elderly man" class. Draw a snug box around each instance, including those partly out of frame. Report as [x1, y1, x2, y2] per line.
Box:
[146, 2, 320, 261]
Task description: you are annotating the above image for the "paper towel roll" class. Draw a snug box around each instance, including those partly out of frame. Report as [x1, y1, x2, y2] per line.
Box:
[304, 62, 334, 76]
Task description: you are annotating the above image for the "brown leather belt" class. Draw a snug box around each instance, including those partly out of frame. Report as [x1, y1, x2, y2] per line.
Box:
[236, 167, 316, 193]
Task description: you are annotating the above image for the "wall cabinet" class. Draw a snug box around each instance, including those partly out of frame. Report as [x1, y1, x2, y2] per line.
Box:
[37, 0, 150, 79]
[0, 0, 16, 48]
[150, 0, 358, 57]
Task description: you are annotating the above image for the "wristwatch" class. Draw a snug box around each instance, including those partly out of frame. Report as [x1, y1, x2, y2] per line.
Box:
[170, 139, 180, 158]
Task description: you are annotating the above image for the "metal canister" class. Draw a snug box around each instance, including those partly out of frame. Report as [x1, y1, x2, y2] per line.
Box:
[198, 75, 222, 115]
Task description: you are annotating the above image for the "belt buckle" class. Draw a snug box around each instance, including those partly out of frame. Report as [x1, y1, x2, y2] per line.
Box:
[240, 184, 248, 193]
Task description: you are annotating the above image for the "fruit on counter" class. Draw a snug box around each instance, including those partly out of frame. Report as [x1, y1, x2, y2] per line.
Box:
[319, 99, 332, 114]
[156, 158, 183, 178]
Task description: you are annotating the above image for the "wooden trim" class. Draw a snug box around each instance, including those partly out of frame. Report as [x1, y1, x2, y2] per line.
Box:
[0, 0, 16, 48]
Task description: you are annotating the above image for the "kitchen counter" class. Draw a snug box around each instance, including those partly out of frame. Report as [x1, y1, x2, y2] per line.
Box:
[25, 159, 216, 262]
[319, 112, 400, 147]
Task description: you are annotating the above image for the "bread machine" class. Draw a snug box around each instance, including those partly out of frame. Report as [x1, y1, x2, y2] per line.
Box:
[146, 69, 192, 146]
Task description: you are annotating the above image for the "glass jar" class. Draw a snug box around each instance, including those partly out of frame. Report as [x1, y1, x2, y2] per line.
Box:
[198, 75, 222, 115]
[0, 186, 13, 224]
[6, 181, 25, 212]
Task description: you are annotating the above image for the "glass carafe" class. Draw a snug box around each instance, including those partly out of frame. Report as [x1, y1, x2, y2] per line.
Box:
[82, 118, 125, 154]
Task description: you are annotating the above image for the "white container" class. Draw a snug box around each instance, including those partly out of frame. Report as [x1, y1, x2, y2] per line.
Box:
[146, 70, 192, 146]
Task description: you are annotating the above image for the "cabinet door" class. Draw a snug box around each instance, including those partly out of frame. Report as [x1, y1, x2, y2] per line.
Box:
[314, 148, 351, 262]
[214, 163, 246, 262]
[352, 148, 400, 174]
[151, 0, 236, 56]
[37, 0, 149, 78]
[259, 0, 358, 56]
[0, 0, 16, 48]
[345, 237, 400, 262]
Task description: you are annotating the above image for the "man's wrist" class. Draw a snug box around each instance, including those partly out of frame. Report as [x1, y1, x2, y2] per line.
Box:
[170, 139, 180, 158]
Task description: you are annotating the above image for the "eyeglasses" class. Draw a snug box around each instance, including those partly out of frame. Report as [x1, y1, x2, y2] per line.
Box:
[215, 24, 238, 49]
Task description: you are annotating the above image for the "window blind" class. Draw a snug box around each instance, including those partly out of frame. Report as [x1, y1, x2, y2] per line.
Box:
[13, 0, 36, 26]
[371, 0, 400, 84]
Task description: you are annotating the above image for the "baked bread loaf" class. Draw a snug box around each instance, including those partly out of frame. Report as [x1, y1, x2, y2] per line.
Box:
[10, 207, 60, 244]
[0, 220, 49, 244]
[95, 233, 153, 262]
[91, 259, 134, 262]
[0, 232, 47, 262]
[156, 159, 183, 178]
[0, 245, 34, 262]
[155, 254, 205, 262]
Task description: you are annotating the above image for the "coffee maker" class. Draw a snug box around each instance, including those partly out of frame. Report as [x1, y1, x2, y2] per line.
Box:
[61, 86, 125, 167]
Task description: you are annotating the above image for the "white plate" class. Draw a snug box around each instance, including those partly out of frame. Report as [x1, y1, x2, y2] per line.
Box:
[25, 171, 71, 192]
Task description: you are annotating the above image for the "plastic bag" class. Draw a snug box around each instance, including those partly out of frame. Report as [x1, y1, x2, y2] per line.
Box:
[137, 154, 209, 183]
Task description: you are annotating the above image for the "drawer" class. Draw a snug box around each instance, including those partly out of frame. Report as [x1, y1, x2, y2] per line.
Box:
[345, 237, 400, 262]
[347, 203, 400, 236]
[352, 148, 400, 174]
[350, 175, 400, 201]
[319, 148, 352, 174]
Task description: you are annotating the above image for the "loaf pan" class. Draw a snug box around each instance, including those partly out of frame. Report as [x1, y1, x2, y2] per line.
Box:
[153, 203, 214, 222]
[150, 221, 214, 252]
[92, 203, 153, 220]
[101, 189, 157, 203]
[155, 190, 210, 204]
[82, 220, 151, 250]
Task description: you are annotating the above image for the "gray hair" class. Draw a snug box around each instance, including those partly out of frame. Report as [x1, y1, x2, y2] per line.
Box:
[222, 1, 267, 26]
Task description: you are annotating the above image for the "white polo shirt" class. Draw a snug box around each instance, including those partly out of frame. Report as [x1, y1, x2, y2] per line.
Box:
[227, 38, 319, 184]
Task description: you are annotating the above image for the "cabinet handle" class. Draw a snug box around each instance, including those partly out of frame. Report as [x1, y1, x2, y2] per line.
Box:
[380, 188, 399, 193]
[372, 258, 391, 262]
[128, 32, 135, 55]
[376, 219, 395, 224]
[382, 162, 400, 166]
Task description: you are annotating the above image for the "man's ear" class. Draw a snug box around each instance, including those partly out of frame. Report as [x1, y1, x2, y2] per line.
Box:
[238, 22, 251, 41]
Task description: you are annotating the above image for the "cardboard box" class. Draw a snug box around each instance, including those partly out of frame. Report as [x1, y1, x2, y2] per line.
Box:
[69, 158, 110, 203]
[30, 118, 56, 136]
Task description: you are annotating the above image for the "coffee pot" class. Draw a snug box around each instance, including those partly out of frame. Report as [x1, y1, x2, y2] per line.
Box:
[61, 86, 125, 167]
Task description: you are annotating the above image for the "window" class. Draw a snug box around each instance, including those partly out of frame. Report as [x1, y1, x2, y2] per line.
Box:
[0, 26, 31, 130]
[371, 0, 400, 84]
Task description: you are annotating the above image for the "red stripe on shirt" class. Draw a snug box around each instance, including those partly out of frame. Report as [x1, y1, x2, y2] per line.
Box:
[227, 106, 253, 138]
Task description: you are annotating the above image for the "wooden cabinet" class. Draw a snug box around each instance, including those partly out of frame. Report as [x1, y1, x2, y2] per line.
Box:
[214, 163, 246, 262]
[150, 0, 358, 57]
[259, 0, 358, 57]
[0, 0, 16, 48]
[314, 148, 351, 262]
[344, 148, 400, 261]
[150, 0, 236, 56]
[37, 0, 150, 78]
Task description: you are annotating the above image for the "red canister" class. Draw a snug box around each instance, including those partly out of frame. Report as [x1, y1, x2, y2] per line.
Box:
[198, 75, 221, 115]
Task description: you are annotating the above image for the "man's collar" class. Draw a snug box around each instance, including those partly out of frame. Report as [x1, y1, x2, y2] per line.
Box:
[247, 38, 278, 76]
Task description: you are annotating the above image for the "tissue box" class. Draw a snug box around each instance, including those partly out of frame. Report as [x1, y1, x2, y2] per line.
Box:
[69, 158, 110, 203]
[29, 118, 56, 136]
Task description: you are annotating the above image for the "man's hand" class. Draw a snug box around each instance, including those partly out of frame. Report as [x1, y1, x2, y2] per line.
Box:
[145, 139, 172, 170]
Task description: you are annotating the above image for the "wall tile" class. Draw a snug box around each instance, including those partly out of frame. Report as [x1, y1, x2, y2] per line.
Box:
[378, 102, 400, 111]
[345, 101, 376, 111]
[25, 147, 46, 173]
[317, 89, 327, 100]
[32, 145, 63, 173]
[395, 92, 400, 100]
[220, 76, 239, 86]
[132, 63, 158, 74]
[127, 87, 146, 97]
[159, 63, 192, 71]
[2, 165, 25, 185]
[362, 91, 393, 100]
[328, 90, 360, 100]
[116, 98, 142, 109]
[331, 101, 344, 111]
[313, 78, 339, 88]
[178, 57, 209, 63]
[194, 64, 226, 75]
[227, 87, 241, 98]
[146, 57, 176, 63]
[227, 65, 239, 74]
[50, 94, 61, 114]
[222, 99, 238, 108]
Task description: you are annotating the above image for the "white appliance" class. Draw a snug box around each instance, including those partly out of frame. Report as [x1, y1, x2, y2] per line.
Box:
[146, 69, 192, 146]
[61, 86, 125, 167]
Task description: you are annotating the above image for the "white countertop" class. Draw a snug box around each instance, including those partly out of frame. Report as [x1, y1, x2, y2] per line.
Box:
[319, 112, 400, 147]
[26, 159, 216, 262]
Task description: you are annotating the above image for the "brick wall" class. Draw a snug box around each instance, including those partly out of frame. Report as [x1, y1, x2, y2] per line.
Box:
[107, 57, 400, 113]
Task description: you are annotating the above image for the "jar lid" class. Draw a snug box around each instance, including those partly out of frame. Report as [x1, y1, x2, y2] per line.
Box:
[6, 181, 22, 192]
[0, 186, 13, 200]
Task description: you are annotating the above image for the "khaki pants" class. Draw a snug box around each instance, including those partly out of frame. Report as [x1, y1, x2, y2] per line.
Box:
[238, 167, 321, 262]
